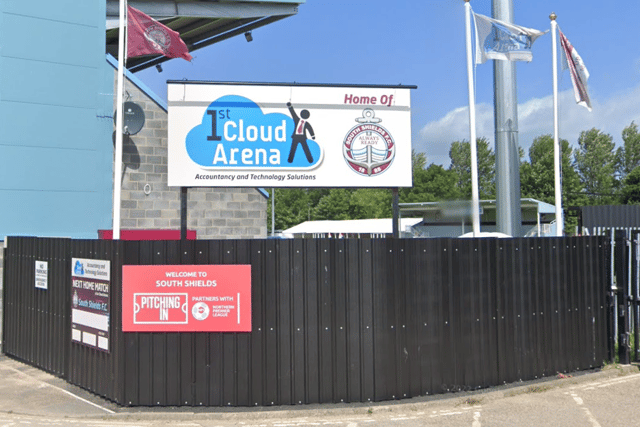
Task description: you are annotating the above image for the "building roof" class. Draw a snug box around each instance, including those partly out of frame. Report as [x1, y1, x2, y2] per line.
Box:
[282, 218, 423, 236]
[577, 205, 640, 230]
[106, 0, 304, 72]
[399, 198, 557, 218]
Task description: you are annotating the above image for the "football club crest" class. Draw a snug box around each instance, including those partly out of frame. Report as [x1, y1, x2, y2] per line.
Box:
[144, 24, 171, 53]
[343, 109, 395, 176]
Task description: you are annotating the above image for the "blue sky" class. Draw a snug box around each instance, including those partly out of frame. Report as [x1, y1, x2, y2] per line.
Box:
[136, 0, 640, 167]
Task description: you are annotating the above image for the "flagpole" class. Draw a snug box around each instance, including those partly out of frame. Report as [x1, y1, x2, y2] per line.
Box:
[464, 0, 480, 236]
[113, 0, 126, 240]
[550, 12, 563, 236]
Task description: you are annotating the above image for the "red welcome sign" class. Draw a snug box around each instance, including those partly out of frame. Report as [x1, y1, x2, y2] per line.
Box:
[122, 265, 251, 332]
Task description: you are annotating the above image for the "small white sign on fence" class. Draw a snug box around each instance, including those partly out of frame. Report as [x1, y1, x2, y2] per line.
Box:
[35, 260, 48, 290]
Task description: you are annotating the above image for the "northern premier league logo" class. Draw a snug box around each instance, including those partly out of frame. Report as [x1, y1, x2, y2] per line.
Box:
[343, 109, 395, 176]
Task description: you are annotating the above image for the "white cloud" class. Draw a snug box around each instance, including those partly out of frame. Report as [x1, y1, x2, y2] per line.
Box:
[418, 83, 640, 167]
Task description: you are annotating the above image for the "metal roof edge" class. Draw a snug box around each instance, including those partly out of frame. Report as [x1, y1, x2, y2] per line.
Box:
[106, 54, 168, 113]
[228, 0, 305, 3]
[166, 80, 418, 90]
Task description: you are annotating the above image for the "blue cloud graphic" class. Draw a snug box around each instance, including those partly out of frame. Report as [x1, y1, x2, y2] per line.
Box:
[185, 95, 322, 169]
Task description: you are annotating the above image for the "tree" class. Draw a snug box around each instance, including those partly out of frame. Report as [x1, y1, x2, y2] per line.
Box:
[312, 188, 353, 221]
[400, 164, 460, 203]
[267, 188, 311, 232]
[412, 149, 427, 172]
[620, 166, 640, 205]
[616, 122, 640, 181]
[520, 135, 586, 233]
[449, 137, 495, 199]
[350, 188, 392, 218]
[574, 128, 618, 205]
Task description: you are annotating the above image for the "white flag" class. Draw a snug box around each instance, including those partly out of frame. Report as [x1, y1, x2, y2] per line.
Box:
[474, 12, 547, 64]
[559, 28, 592, 111]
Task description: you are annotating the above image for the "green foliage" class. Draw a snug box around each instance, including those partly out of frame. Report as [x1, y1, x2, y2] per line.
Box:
[268, 125, 640, 232]
[412, 148, 428, 172]
[350, 188, 393, 218]
[312, 189, 353, 221]
[520, 135, 586, 233]
[616, 122, 640, 181]
[620, 166, 640, 205]
[448, 137, 495, 199]
[267, 188, 310, 231]
[574, 128, 618, 205]
[400, 164, 460, 203]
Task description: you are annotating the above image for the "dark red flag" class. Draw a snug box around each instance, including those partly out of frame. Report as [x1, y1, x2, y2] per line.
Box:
[127, 5, 192, 61]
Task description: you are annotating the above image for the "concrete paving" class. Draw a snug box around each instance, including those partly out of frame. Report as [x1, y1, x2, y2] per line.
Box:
[0, 351, 639, 426]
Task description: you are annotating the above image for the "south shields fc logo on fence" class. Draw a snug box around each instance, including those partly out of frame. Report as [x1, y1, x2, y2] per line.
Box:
[343, 109, 395, 177]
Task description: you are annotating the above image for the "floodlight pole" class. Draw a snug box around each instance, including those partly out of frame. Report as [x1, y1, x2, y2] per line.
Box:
[493, 0, 522, 237]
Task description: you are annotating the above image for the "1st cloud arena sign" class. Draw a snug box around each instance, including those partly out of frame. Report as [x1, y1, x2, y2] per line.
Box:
[167, 81, 415, 188]
[122, 265, 251, 332]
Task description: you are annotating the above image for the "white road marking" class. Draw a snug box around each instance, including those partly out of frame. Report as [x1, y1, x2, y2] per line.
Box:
[595, 374, 640, 388]
[430, 411, 463, 418]
[581, 407, 603, 427]
[569, 391, 602, 427]
[471, 411, 482, 427]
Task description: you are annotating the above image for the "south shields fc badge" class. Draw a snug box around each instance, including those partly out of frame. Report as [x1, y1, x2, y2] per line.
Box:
[343, 109, 395, 176]
[145, 24, 172, 53]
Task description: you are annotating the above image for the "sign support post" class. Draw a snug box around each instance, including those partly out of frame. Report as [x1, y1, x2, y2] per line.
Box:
[180, 187, 188, 240]
[392, 188, 400, 238]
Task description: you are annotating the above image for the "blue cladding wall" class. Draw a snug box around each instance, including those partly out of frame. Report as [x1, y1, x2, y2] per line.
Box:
[0, 0, 112, 238]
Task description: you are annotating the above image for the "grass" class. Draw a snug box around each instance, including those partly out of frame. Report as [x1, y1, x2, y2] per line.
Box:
[612, 330, 638, 364]
[459, 396, 483, 406]
[524, 384, 553, 393]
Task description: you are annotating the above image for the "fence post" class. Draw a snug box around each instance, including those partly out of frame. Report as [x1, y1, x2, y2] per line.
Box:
[607, 230, 616, 362]
[634, 233, 640, 362]
[614, 230, 630, 364]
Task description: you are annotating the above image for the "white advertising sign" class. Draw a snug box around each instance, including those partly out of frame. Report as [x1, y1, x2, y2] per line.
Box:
[167, 82, 415, 187]
[71, 258, 111, 352]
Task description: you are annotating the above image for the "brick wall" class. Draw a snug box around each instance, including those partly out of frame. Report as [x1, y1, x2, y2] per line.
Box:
[115, 71, 268, 239]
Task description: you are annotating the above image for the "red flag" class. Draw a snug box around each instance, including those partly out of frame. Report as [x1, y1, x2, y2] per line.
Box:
[127, 5, 192, 61]
[559, 28, 591, 111]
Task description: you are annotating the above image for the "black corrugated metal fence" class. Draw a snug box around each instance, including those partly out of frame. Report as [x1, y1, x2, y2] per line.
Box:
[2, 236, 610, 406]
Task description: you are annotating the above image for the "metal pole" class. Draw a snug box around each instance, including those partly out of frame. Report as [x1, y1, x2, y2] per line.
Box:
[635, 233, 639, 362]
[113, 0, 126, 240]
[464, 0, 481, 236]
[615, 230, 630, 364]
[550, 13, 564, 236]
[492, 0, 522, 237]
[271, 188, 275, 236]
[392, 188, 400, 238]
[180, 187, 187, 240]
